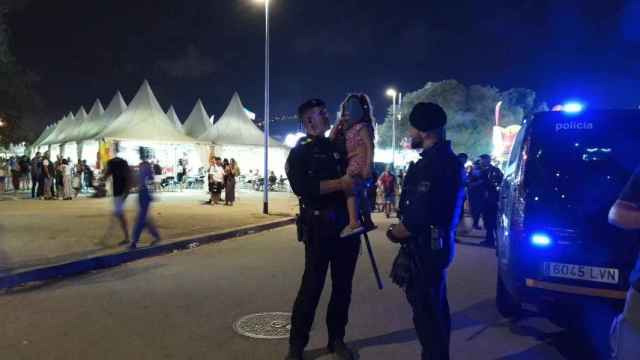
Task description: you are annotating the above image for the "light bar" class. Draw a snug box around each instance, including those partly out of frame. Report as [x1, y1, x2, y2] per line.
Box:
[531, 233, 552, 247]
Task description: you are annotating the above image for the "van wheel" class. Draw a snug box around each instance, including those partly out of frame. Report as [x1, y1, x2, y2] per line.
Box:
[496, 273, 521, 318]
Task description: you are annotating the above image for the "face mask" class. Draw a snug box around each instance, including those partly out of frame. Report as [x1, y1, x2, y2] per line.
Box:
[344, 97, 364, 124]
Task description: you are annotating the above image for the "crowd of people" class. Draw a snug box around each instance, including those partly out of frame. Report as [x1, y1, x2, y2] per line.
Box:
[206, 157, 240, 206]
[0, 152, 97, 200]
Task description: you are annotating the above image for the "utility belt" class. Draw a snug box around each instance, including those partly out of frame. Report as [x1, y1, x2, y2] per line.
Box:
[390, 225, 453, 288]
[295, 203, 341, 243]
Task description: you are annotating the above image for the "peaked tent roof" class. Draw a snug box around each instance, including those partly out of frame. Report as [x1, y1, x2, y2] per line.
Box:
[67, 100, 105, 142]
[182, 99, 211, 139]
[98, 80, 198, 143]
[198, 93, 283, 147]
[166, 106, 183, 131]
[32, 122, 59, 147]
[41, 108, 85, 145]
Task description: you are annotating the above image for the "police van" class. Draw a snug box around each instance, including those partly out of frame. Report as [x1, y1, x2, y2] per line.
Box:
[496, 108, 640, 322]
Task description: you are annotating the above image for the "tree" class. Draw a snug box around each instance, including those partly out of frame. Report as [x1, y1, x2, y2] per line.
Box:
[0, 2, 41, 146]
[377, 80, 545, 157]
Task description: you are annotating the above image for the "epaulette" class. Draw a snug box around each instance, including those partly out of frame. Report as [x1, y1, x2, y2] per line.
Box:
[296, 137, 313, 146]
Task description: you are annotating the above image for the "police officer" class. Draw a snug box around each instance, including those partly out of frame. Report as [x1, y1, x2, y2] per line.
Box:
[285, 99, 360, 360]
[477, 154, 503, 248]
[387, 102, 465, 360]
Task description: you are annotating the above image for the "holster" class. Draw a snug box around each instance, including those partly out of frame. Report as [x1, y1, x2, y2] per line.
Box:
[295, 213, 307, 243]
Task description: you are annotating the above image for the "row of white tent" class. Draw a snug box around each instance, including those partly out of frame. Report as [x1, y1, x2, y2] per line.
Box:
[31, 80, 285, 150]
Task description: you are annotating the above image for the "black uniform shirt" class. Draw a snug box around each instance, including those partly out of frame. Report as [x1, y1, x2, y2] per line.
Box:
[400, 141, 466, 237]
[285, 135, 347, 210]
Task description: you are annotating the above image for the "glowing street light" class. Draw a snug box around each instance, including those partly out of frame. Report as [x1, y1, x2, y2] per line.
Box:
[386, 88, 402, 169]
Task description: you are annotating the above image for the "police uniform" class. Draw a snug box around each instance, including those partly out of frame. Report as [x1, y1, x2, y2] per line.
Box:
[285, 107, 360, 357]
[394, 103, 465, 360]
[479, 162, 504, 247]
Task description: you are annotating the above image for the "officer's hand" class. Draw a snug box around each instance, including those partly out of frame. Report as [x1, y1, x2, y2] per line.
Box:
[386, 223, 411, 243]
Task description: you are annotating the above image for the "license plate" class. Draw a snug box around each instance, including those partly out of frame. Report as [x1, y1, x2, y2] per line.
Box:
[543, 262, 619, 284]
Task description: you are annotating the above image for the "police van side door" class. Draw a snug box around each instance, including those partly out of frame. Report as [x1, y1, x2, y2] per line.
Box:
[498, 125, 528, 266]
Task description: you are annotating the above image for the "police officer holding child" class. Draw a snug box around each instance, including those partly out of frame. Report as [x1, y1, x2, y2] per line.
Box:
[284, 99, 360, 360]
[387, 102, 465, 360]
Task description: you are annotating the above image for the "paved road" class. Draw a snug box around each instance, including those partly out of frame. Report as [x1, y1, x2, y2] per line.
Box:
[0, 215, 599, 359]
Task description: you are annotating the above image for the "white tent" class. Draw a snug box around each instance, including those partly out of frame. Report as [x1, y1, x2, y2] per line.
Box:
[98, 80, 197, 144]
[198, 92, 289, 176]
[40, 111, 77, 146]
[98, 91, 128, 135]
[182, 99, 211, 139]
[166, 106, 182, 131]
[67, 99, 105, 143]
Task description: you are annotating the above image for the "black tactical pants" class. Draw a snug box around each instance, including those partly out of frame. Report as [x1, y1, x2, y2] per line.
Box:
[406, 271, 451, 360]
[289, 211, 361, 350]
[483, 202, 498, 246]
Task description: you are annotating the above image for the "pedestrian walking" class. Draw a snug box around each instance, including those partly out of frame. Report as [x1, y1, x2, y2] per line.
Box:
[130, 147, 161, 250]
[477, 154, 503, 247]
[104, 147, 131, 246]
[9, 156, 20, 194]
[609, 165, 640, 359]
[0, 159, 7, 193]
[467, 160, 484, 230]
[55, 157, 64, 199]
[284, 99, 360, 360]
[225, 158, 239, 206]
[387, 102, 465, 360]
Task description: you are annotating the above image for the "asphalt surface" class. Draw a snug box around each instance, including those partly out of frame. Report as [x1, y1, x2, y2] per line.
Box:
[0, 215, 604, 359]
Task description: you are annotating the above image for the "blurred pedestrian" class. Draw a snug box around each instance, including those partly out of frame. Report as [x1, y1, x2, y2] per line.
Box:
[0, 159, 7, 193]
[30, 152, 42, 198]
[55, 156, 64, 199]
[477, 154, 503, 247]
[104, 146, 131, 246]
[61, 159, 73, 200]
[9, 156, 20, 194]
[130, 147, 161, 250]
[467, 160, 484, 230]
[225, 158, 239, 206]
[42, 153, 53, 200]
[609, 165, 640, 360]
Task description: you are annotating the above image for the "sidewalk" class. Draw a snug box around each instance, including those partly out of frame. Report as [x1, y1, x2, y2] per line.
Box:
[0, 189, 297, 273]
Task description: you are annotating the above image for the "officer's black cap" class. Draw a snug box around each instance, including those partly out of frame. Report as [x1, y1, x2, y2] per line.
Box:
[297, 99, 326, 118]
[409, 102, 447, 132]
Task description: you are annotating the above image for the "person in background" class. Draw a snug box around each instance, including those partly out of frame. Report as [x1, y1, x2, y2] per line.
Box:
[225, 158, 239, 206]
[467, 160, 484, 230]
[269, 170, 278, 191]
[177, 159, 187, 191]
[608, 165, 640, 359]
[222, 159, 230, 190]
[152, 160, 162, 192]
[130, 147, 161, 250]
[368, 170, 379, 214]
[456, 153, 470, 237]
[9, 156, 19, 194]
[42, 153, 54, 200]
[378, 167, 397, 219]
[82, 160, 94, 193]
[55, 156, 64, 199]
[19, 155, 30, 191]
[0, 159, 7, 193]
[477, 154, 503, 247]
[207, 157, 224, 205]
[30, 152, 42, 199]
[61, 158, 73, 200]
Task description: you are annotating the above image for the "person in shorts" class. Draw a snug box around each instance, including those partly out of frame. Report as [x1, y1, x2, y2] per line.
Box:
[104, 147, 131, 245]
[609, 165, 640, 360]
[378, 167, 397, 218]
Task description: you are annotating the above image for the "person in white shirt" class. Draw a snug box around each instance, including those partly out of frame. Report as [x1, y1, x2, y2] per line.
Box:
[207, 157, 225, 205]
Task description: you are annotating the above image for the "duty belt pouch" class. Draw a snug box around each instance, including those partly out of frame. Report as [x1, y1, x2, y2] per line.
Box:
[390, 245, 412, 288]
[295, 214, 305, 243]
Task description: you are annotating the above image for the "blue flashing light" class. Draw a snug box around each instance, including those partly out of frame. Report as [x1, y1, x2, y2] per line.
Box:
[531, 233, 552, 247]
[563, 102, 584, 113]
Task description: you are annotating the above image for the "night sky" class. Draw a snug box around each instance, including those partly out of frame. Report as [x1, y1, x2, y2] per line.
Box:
[8, 0, 640, 130]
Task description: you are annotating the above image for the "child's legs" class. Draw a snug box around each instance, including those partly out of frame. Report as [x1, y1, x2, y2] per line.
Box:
[346, 195, 360, 226]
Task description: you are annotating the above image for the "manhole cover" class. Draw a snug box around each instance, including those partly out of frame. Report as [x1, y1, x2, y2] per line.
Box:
[233, 312, 292, 339]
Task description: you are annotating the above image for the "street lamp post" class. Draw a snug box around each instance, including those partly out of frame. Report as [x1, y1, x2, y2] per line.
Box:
[255, 0, 271, 214]
[386, 88, 398, 169]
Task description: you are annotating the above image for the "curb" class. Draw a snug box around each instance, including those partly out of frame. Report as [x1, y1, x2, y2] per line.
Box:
[0, 217, 296, 290]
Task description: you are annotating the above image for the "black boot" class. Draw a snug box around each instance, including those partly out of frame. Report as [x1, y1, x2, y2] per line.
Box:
[284, 347, 303, 360]
[327, 340, 355, 360]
